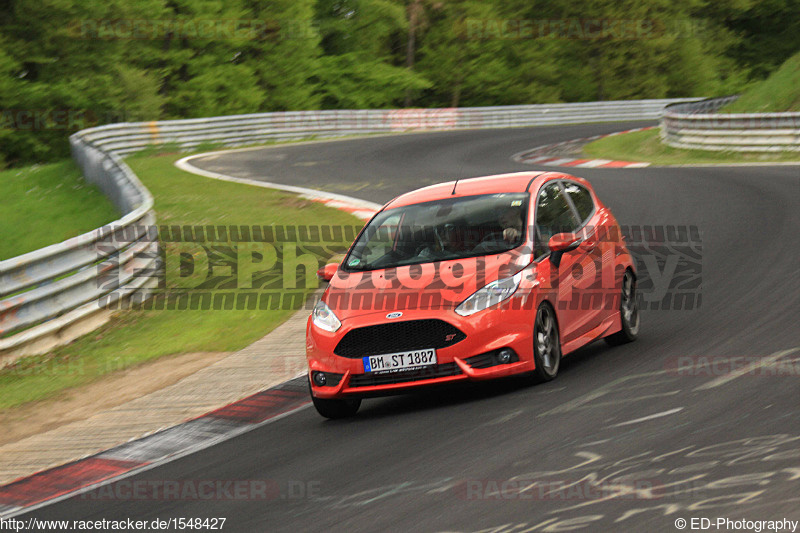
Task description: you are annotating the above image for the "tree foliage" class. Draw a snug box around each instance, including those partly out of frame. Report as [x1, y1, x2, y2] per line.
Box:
[0, 0, 796, 166]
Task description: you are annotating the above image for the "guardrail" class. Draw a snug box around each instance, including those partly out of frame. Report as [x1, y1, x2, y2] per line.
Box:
[661, 96, 800, 152]
[0, 138, 158, 364]
[77, 99, 699, 156]
[0, 98, 697, 364]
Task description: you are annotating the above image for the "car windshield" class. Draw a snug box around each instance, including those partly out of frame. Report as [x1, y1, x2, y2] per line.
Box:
[343, 193, 529, 271]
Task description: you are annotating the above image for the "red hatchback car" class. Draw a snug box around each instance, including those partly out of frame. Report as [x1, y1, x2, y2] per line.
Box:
[306, 172, 639, 418]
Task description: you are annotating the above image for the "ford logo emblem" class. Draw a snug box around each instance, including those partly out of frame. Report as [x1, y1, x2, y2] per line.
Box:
[386, 312, 403, 319]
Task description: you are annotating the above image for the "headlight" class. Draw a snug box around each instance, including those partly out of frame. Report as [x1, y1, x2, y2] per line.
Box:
[312, 300, 341, 332]
[455, 272, 523, 316]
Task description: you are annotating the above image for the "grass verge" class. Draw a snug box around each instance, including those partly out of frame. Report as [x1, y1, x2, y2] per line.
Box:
[0, 150, 364, 410]
[582, 128, 800, 165]
[722, 51, 800, 113]
[0, 160, 119, 260]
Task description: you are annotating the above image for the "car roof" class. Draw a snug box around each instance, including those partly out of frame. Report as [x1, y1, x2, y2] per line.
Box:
[383, 171, 584, 209]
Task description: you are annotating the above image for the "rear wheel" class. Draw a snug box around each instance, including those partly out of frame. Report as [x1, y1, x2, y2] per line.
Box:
[532, 302, 561, 382]
[308, 379, 361, 419]
[605, 269, 640, 346]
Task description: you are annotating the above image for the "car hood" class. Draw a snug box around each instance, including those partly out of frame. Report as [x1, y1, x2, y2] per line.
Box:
[324, 251, 529, 321]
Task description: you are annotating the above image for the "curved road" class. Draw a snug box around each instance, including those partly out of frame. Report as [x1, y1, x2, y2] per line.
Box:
[24, 122, 800, 531]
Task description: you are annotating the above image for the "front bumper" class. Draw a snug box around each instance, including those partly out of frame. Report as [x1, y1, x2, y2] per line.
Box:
[306, 303, 536, 399]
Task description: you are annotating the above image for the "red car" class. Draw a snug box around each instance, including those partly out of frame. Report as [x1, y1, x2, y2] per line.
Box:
[306, 172, 639, 418]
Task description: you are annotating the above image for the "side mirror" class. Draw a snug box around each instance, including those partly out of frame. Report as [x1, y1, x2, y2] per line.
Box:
[548, 232, 581, 253]
[548, 233, 580, 268]
[316, 263, 339, 282]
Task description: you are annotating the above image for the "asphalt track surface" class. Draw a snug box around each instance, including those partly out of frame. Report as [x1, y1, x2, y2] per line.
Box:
[23, 122, 800, 531]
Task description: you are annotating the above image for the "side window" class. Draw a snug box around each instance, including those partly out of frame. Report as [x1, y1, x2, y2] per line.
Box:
[563, 182, 594, 224]
[534, 183, 579, 257]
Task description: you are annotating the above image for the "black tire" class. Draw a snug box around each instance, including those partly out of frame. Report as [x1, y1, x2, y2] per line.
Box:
[532, 302, 561, 382]
[308, 379, 361, 419]
[605, 269, 640, 346]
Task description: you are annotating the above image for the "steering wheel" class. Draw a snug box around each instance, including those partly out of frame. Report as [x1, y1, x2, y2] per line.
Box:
[478, 231, 505, 244]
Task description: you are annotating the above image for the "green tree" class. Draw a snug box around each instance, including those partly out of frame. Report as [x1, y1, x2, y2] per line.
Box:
[0, 0, 796, 166]
[414, 0, 562, 107]
[500, 0, 745, 100]
[699, 0, 800, 80]
[239, 0, 324, 111]
[0, 0, 167, 163]
[314, 0, 430, 108]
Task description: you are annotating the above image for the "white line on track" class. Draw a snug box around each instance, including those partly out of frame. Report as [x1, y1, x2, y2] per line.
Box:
[539, 158, 576, 166]
[610, 407, 684, 428]
[577, 439, 612, 446]
[175, 151, 383, 213]
[574, 159, 613, 168]
[694, 347, 800, 391]
[539, 370, 671, 417]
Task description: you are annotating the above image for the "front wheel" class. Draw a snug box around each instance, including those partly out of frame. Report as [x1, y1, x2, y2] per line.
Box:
[605, 269, 640, 346]
[532, 302, 561, 382]
[309, 379, 361, 419]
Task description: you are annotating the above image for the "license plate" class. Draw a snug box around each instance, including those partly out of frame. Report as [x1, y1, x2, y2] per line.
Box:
[363, 349, 437, 373]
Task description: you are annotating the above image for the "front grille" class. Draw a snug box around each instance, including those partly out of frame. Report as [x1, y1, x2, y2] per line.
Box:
[348, 363, 462, 388]
[334, 319, 466, 358]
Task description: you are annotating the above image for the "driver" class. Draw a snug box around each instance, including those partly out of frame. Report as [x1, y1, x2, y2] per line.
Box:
[499, 208, 523, 243]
